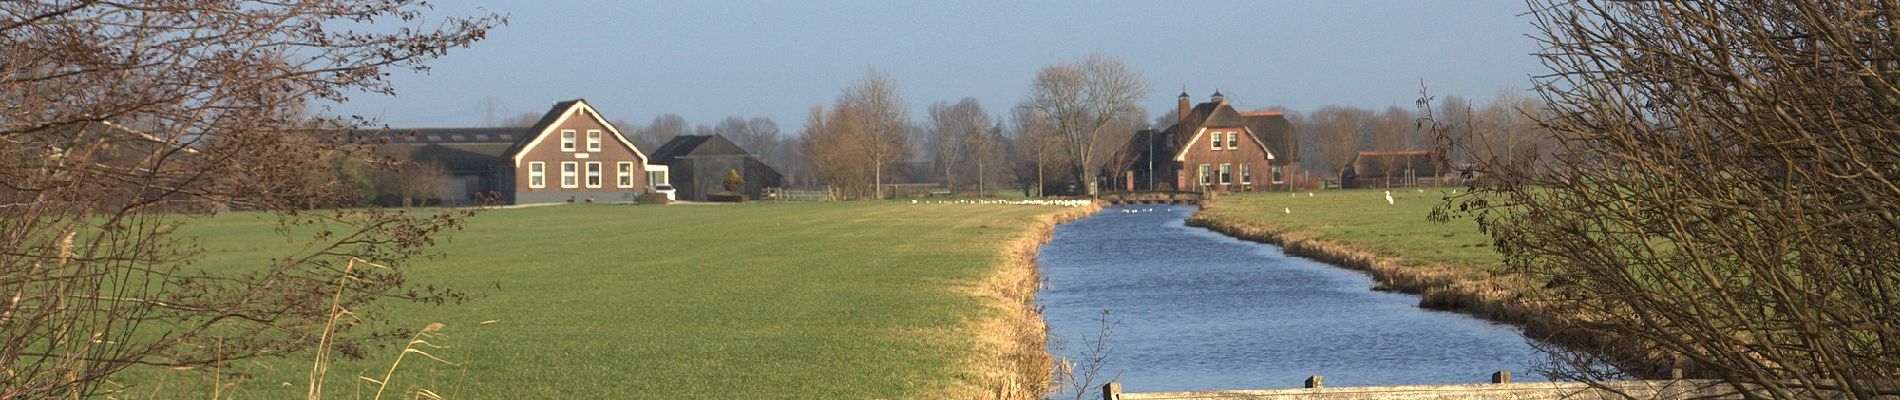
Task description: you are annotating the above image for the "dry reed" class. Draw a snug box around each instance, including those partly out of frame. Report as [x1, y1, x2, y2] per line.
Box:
[947, 202, 1102, 399]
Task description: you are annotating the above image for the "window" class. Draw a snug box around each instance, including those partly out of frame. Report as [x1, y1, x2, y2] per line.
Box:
[1272, 165, 1285, 184]
[1198, 164, 1212, 186]
[586, 130, 602, 152]
[1227, 130, 1239, 149]
[616, 162, 634, 188]
[528, 162, 546, 188]
[561, 162, 578, 188]
[1241, 163, 1253, 185]
[1219, 164, 1232, 185]
[1210, 132, 1223, 150]
[647, 170, 669, 186]
[560, 130, 577, 152]
[585, 162, 602, 188]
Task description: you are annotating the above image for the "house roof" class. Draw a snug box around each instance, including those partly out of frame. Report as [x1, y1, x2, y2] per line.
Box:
[649, 134, 757, 164]
[1122, 99, 1301, 167]
[1241, 111, 1298, 163]
[371, 99, 634, 172]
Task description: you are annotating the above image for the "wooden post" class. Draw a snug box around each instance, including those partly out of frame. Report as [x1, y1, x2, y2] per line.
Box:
[1671, 368, 1684, 380]
[1492, 370, 1512, 384]
[1304, 375, 1324, 389]
[1101, 381, 1122, 400]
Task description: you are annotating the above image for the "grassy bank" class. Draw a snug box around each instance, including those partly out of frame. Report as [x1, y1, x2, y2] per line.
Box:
[1186, 190, 1552, 343]
[115, 201, 1088, 399]
[1188, 189, 1679, 377]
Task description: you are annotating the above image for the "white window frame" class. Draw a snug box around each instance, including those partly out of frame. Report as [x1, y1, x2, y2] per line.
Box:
[1219, 163, 1232, 185]
[1210, 132, 1223, 150]
[560, 130, 577, 152]
[1272, 165, 1286, 184]
[585, 162, 603, 188]
[647, 170, 669, 187]
[561, 162, 579, 188]
[617, 162, 635, 188]
[1241, 163, 1253, 185]
[528, 162, 546, 189]
[1198, 164, 1212, 186]
[1227, 130, 1239, 149]
[586, 130, 602, 152]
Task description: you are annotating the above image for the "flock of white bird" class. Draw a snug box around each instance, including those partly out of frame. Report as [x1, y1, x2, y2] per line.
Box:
[908, 199, 1093, 208]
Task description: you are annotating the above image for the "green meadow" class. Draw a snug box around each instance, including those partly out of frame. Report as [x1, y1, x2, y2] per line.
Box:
[114, 202, 1068, 399]
[1198, 189, 1503, 272]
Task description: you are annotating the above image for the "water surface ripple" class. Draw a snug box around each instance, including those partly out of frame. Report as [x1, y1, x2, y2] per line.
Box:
[1038, 205, 1544, 392]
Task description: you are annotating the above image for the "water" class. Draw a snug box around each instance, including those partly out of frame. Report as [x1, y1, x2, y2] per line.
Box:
[1038, 205, 1544, 393]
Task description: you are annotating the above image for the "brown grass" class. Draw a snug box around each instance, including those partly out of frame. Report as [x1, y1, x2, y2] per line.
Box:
[950, 202, 1102, 399]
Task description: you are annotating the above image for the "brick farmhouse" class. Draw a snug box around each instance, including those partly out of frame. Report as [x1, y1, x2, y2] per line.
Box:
[1118, 91, 1299, 192]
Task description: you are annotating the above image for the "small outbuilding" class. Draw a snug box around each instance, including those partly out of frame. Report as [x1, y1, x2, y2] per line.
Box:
[1342, 150, 1442, 188]
[648, 134, 783, 201]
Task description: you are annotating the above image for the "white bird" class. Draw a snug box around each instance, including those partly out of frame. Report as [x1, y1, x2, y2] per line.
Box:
[1417, 189, 1425, 193]
[1308, 192, 1314, 197]
[1284, 207, 1292, 214]
[1385, 190, 1395, 205]
[910, 199, 918, 204]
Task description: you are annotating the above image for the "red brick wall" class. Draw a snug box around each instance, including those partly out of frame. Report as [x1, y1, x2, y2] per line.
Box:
[513, 107, 648, 195]
[1174, 127, 1276, 192]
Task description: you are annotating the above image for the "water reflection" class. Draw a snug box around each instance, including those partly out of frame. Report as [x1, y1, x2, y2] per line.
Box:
[1038, 205, 1544, 393]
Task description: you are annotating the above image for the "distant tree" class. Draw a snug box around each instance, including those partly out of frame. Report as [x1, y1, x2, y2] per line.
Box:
[0, 1, 498, 396]
[1010, 105, 1064, 197]
[1025, 54, 1149, 196]
[636, 113, 691, 150]
[968, 123, 1005, 196]
[1310, 105, 1369, 177]
[800, 105, 870, 199]
[835, 68, 910, 199]
[506, 111, 543, 127]
[927, 98, 989, 192]
[1437, 1, 1900, 397]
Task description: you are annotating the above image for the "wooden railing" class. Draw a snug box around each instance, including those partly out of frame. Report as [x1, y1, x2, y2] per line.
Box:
[1101, 370, 1759, 399]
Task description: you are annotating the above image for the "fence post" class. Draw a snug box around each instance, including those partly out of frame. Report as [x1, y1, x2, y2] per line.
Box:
[1101, 381, 1122, 400]
[1305, 375, 1324, 389]
[1492, 370, 1512, 384]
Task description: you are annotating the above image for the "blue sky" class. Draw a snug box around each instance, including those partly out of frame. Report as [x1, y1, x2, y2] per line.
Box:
[335, 1, 1544, 130]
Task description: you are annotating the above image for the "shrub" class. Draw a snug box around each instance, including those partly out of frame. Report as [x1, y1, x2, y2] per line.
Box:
[637, 193, 671, 205]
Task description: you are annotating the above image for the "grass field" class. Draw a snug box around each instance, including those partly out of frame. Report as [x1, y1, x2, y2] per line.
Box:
[113, 202, 1074, 399]
[1197, 189, 1503, 272]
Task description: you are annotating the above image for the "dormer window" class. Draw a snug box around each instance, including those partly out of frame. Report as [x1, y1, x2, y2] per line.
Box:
[560, 130, 577, 152]
[586, 130, 602, 152]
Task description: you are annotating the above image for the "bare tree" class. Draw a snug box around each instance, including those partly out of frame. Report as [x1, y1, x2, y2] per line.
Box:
[1434, 1, 1900, 398]
[0, 1, 500, 397]
[927, 98, 989, 193]
[635, 113, 691, 150]
[836, 68, 909, 199]
[1011, 105, 1063, 197]
[1026, 54, 1148, 196]
[1310, 105, 1369, 177]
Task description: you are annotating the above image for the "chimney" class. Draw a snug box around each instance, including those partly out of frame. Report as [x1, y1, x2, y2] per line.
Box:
[1177, 89, 1191, 124]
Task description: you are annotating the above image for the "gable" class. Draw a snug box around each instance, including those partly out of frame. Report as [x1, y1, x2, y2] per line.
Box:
[1171, 104, 1275, 162]
[510, 100, 646, 166]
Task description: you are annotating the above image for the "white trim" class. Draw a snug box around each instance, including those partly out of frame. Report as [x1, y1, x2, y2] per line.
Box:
[528, 161, 546, 188]
[1219, 163, 1232, 185]
[586, 130, 602, 152]
[560, 130, 577, 152]
[1198, 163, 1212, 186]
[1241, 163, 1253, 185]
[512, 100, 651, 167]
[1173, 126, 1276, 161]
[585, 161, 602, 188]
[1211, 131, 1223, 150]
[561, 161, 579, 188]
[1271, 165, 1286, 184]
[616, 162, 635, 188]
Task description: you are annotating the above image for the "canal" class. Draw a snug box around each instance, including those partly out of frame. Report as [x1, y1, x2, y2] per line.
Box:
[1038, 205, 1545, 393]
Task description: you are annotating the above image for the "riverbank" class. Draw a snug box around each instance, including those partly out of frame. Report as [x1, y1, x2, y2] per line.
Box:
[962, 201, 1101, 399]
[1185, 190, 1668, 378]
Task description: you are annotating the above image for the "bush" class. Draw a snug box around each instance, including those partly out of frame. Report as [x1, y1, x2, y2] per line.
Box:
[705, 193, 746, 203]
[637, 193, 671, 205]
